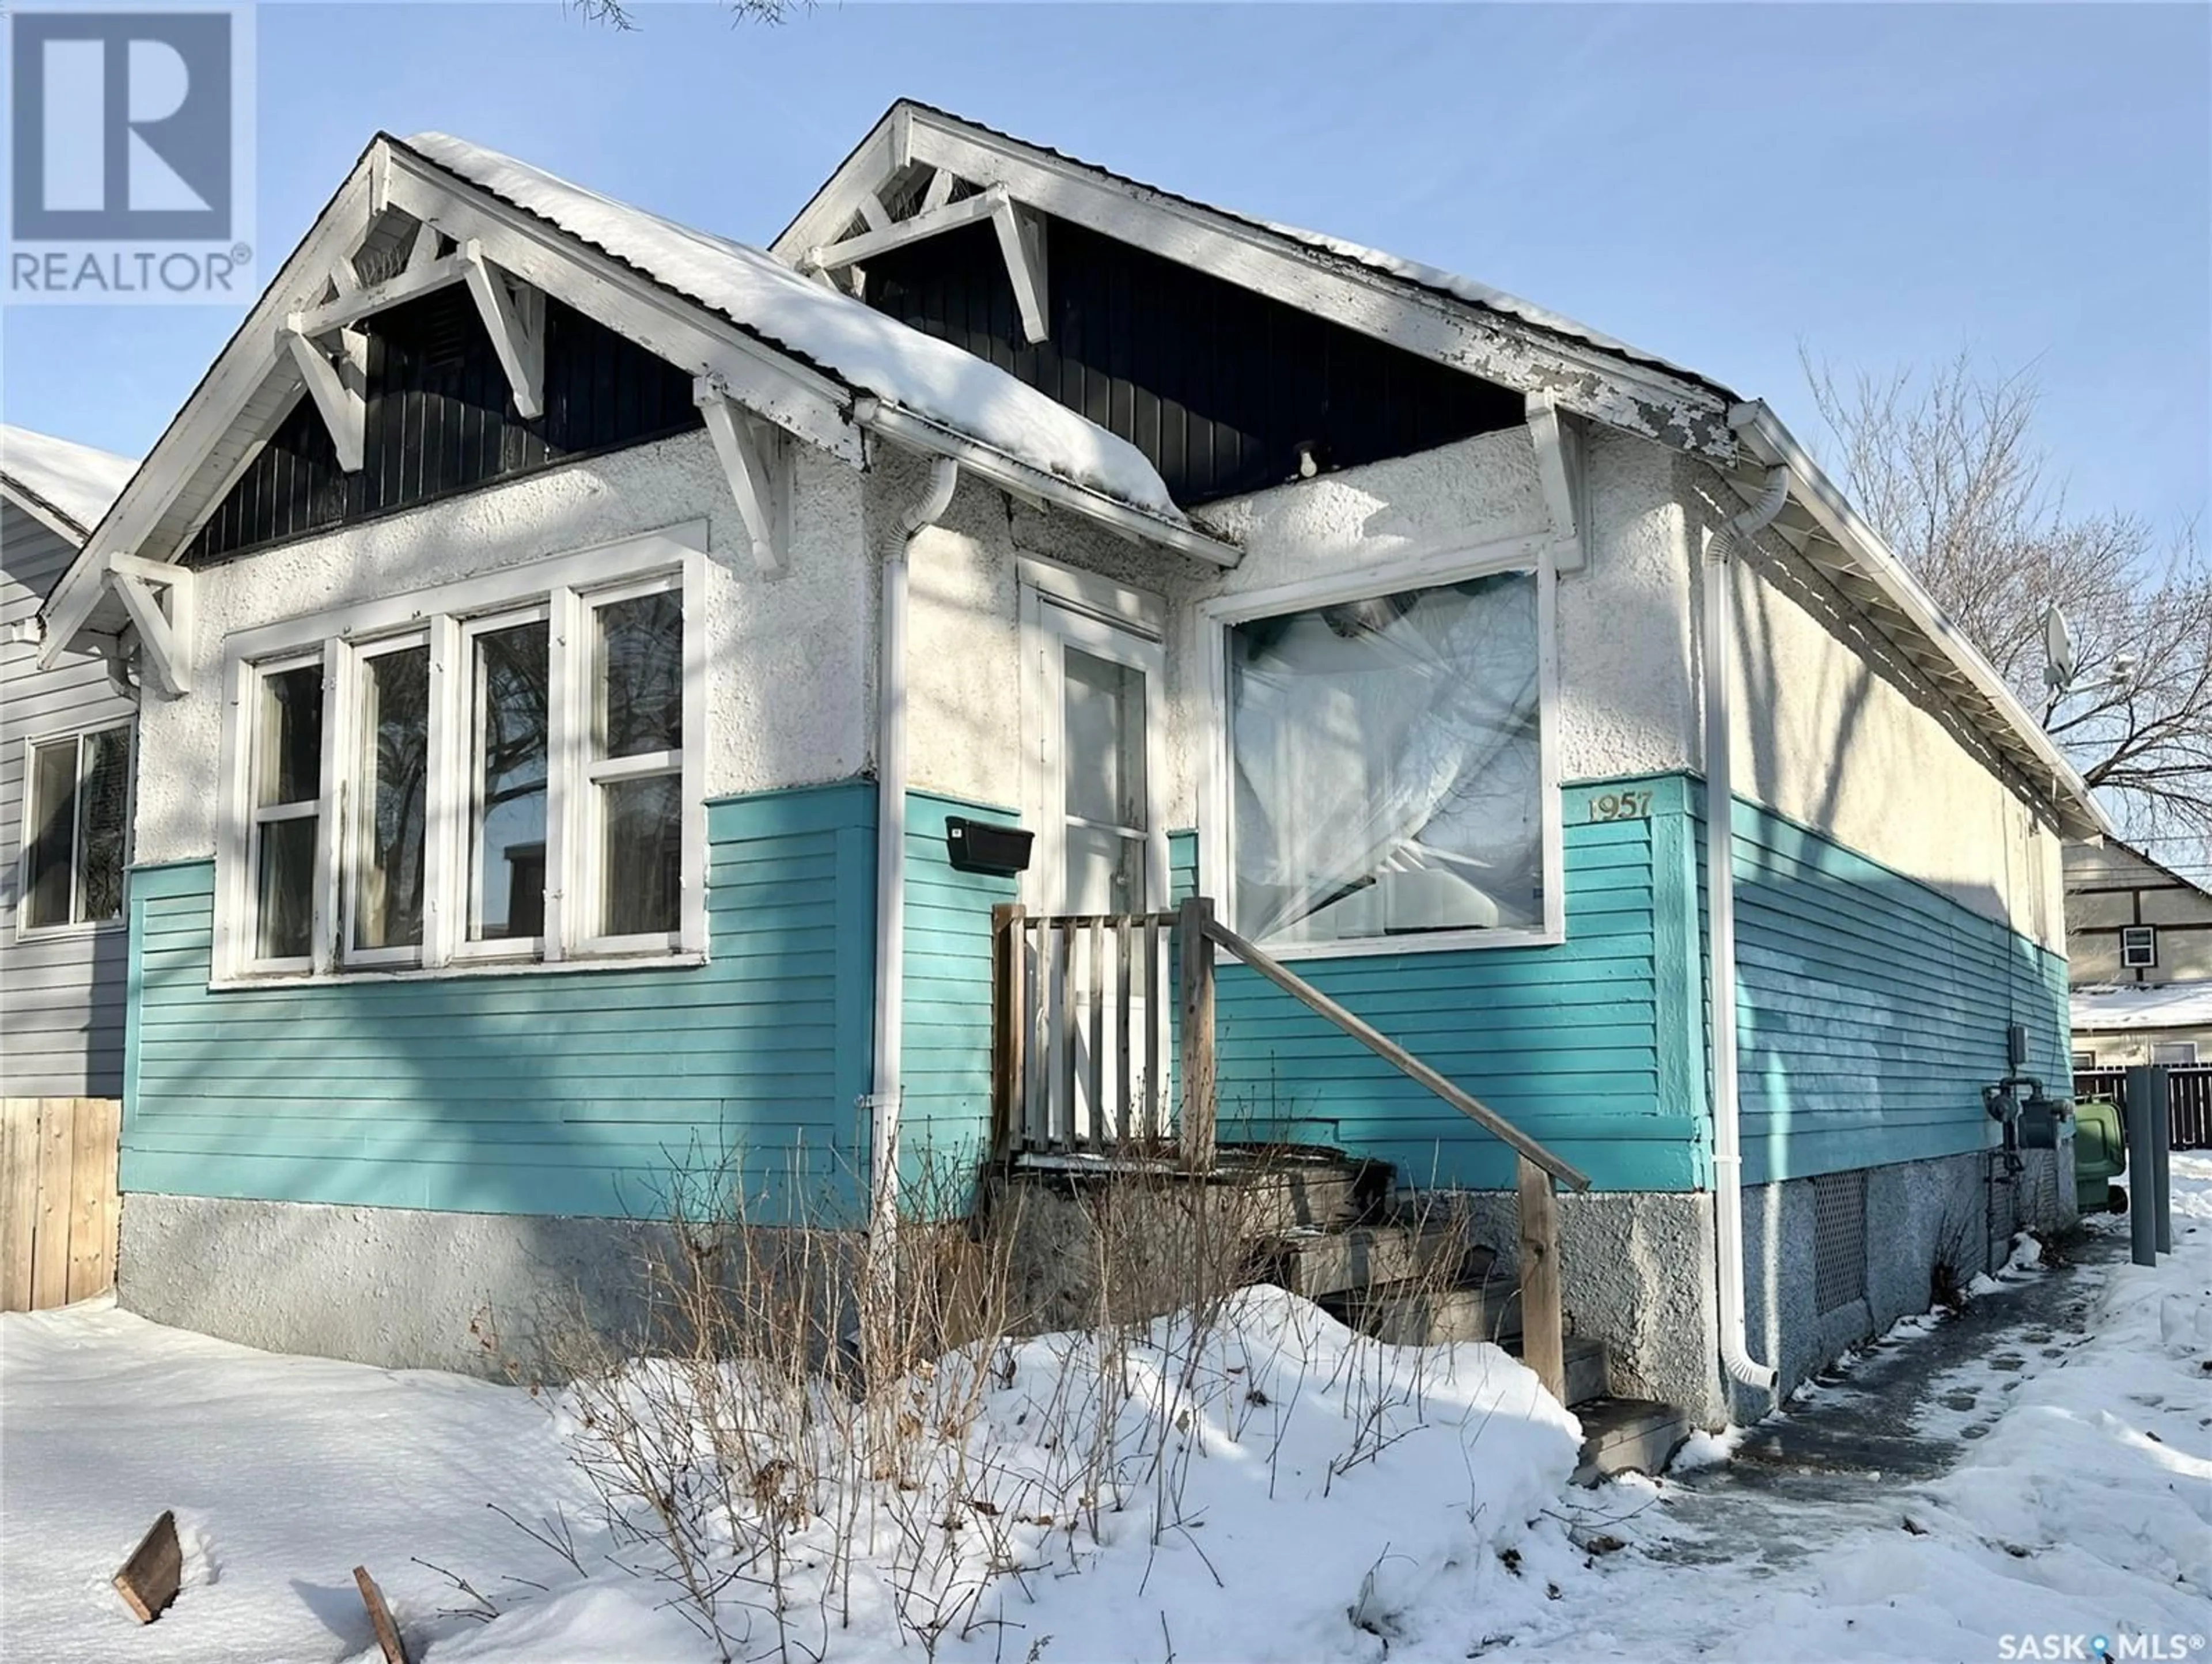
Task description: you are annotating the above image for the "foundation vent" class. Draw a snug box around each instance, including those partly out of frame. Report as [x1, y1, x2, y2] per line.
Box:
[1812, 1170, 1868, 1315]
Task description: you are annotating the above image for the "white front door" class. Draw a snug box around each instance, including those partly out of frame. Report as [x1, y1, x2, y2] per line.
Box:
[1025, 593, 1166, 916]
[1022, 578, 1169, 1145]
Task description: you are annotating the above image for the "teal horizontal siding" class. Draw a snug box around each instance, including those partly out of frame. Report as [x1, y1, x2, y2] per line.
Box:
[1703, 790, 2069, 1184]
[1177, 773, 1703, 1192]
[123, 780, 879, 1222]
[897, 792, 1018, 1203]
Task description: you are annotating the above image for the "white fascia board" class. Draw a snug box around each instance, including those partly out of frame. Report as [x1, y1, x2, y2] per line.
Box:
[379, 154, 863, 467]
[0, 481, 90, 547]
[1730, 400, 2114, 842]
[777, 114, 907, 265]
[778, 111, 1736, 460]
[39, 158, 382, 667]
[858, 400, 1240, 568]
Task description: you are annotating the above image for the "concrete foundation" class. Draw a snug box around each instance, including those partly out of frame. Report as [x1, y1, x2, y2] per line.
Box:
[122, 1136, 2079, 1417]
[118, 1192, 680, 1378]
[1457, 1142, 2080, 1428]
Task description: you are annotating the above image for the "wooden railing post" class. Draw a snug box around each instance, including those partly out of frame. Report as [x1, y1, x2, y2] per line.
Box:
[1177, 896, 1217, 1170]
[990, 903, 1025, 1158]
[1516, 1155, 1565, 1401]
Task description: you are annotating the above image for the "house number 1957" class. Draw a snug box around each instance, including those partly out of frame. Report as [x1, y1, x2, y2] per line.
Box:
[1588, 791, 1653, 821]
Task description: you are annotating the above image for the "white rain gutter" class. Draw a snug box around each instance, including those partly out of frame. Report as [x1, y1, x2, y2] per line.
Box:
[1704, 454, 1790, 1398]
[867, 449, 960, 1242]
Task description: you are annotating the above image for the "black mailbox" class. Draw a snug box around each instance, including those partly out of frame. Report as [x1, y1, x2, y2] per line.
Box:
[946, 818, 1033, 876]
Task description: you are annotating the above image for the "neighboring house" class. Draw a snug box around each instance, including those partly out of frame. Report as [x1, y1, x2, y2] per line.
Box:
[38, 107, 2105, 1424]
[2, 427, 141, 1097]
[2066, 839, 2212, 1067]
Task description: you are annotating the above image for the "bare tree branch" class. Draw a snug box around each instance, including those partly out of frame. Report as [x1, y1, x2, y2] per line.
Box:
[1804, 348, 2212, 842]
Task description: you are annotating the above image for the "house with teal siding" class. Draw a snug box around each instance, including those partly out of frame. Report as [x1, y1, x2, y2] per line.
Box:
[38, 106, 2106, 1423]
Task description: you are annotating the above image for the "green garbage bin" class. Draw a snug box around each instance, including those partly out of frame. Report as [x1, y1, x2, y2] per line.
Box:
[2073, 1096, 2127, 1214]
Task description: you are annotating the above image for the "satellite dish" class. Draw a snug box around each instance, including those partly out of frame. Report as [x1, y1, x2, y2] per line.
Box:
[2042, 602, 2078, 691]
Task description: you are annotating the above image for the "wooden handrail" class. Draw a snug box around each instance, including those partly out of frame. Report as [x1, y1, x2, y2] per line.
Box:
[1198, 914, 1593, 1193]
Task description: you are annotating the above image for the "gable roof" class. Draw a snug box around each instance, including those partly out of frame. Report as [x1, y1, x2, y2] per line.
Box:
[404, 135, 1180, 521]
[0, 426, 137, 545]
[775, 102, 1738, 457]
[774, 101, 2113, 843]
[781, 101, 1718, 397]
[39, 129, 1231, 668]
[2065, 836, 2212, 903]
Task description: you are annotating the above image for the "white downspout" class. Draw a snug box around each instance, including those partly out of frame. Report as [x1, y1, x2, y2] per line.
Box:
[1705, 459, 1790, 1397]
[869, 450, 960, 1242]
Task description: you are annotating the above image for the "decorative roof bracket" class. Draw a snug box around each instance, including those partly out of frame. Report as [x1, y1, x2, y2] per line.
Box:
[461, 240, 545, 420]
[281, 319, 368, 472]
[695, 376, 790, 573]
[108, 552, 194, 698]
[805, 176, 1050, 344]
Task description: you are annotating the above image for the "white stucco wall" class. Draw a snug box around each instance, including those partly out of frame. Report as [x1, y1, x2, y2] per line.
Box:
[892, 423, 1705, 835]
[1680, 458, 2067, 952]
[892, 421, 2068, 954]
[134, 429, 872, 866]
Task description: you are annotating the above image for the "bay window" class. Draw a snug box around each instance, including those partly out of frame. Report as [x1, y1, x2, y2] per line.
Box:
[220, 532, 704, 981]
[1212, 558, 1559, 955]
[20, 721, 133, 934]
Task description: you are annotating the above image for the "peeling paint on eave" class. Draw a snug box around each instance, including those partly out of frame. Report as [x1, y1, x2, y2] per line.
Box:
[1435, 317, 1739, 461]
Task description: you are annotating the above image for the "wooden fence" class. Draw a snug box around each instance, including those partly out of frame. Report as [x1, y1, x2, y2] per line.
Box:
[1, 1097, 122, 1313]
[2074, 1066, 2212, 1151]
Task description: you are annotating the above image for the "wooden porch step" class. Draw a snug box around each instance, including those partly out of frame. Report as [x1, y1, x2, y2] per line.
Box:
[1571, 1398, 1692, 1484]
[1216, 1154, 1388, 1238]
[1267, 1218, 1479, 1299]
[1330, 1264, 1518, 1346]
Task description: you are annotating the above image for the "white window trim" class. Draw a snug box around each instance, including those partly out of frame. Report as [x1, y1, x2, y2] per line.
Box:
[14, 717, 136, 941]
[575, 569, 691, 957]
[2149, 1040, 2199, 1066]
[342, 631, 433, 970]
[1018, 568, 1169, 916]
[213, 524, 709, 987]
[2119, 925, 2157, 969]
[1195, 532, 1565, 961]
[453, 602, 552, 966]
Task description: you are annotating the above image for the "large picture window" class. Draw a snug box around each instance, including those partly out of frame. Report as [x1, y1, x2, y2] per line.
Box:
[20, 722, 133, 933]
[221, 533, 704, 981]
[1217, 562, 1556, 954]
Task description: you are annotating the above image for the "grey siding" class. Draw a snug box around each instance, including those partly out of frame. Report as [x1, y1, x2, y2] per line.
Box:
[1, 502, 135, 1096]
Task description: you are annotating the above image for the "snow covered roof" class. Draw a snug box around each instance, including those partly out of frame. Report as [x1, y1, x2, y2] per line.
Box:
[2071, 982, 2212, 1033]
[0, 426, 138, 544]
[1253, 220, 1705, 385]
[399, 134, 1184, 523]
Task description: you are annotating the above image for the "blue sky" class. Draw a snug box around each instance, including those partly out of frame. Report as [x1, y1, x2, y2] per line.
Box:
[3, 2, 2207, 536]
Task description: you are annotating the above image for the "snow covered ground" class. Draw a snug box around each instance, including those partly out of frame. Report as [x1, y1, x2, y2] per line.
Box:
[3, 1158, 2207, 1663]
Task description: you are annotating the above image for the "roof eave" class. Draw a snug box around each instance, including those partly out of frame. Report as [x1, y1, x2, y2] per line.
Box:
[855, 399, 1239, 568]
[1728, 401, 2115, 844]
[0, 478, 90, 548]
